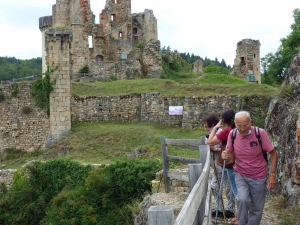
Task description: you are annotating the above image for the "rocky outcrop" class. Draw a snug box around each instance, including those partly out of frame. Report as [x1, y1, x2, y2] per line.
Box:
[265, 52, 300, 205]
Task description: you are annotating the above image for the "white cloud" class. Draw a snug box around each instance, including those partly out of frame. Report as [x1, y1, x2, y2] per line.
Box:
[0, 0, 298, 66]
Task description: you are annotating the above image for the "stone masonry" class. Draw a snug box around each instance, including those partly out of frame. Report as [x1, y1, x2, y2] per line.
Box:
[45, 29, 72, 146]
[231, 39, 261, 84]
[0, 85, 50, 151]
[39, 0, 160, 79]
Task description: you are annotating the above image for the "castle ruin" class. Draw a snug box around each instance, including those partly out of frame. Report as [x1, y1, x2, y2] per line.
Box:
[231, 39, 261, 84]
[39, 0, 161, 80]
[38, 0, 161, 143]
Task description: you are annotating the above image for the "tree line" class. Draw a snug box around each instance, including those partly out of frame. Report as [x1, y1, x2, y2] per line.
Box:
[0, 57, 42, 81]
[161, 46, 231, 69]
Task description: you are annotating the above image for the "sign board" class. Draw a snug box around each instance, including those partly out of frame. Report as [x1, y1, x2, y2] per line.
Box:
[120, 54, 127, 60]
[169, 106, 183, 115]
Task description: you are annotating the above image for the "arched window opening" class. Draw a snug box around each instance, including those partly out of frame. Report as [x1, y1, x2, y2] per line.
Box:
[96, 55, 104, 62]
[133, 28, 138, 35]
[254, 54, 256, 58]
[119, 32, 123, 38]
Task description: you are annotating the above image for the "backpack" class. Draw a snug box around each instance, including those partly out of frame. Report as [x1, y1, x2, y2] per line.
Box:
[231, 126, 268, 164]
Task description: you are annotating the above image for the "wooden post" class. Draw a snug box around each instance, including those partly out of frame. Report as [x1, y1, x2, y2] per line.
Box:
[161, 136, 170, 193]
[189, 163, 203, 225]
[148, 205, 174, 225]
[199, 143, 208, 224]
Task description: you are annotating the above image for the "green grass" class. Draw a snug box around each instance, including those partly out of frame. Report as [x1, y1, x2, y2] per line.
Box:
[265, 195, 300, 224]
[1, 122, 207, 169]
[72, 74, 279, 97]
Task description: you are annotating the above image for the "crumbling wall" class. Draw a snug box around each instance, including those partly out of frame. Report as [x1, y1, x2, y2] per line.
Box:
[41, 0, 161, 79]
[231, 39, 261, 84]
[193, 60, 203, 74]
[132, 9, 158, 46]
[0, 84, 50, 151]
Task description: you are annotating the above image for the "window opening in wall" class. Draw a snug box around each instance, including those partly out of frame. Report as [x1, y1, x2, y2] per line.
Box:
[111, 14, 116, 21]
[96, 55, 104, 62]
[133, 28, 137, 35]
[112, 0, 117, 3]
[240, 57, 246, 65]
[88, 36, 93, 48]
[119, 32, 123, 38]
[254, 54, 256, 58]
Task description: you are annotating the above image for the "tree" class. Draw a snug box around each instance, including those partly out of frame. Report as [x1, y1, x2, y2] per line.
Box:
[262, 9, 300, 85]
[220, 59, 227, 68]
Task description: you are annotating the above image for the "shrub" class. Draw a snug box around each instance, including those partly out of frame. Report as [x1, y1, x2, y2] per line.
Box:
[135, 40, 146, 48]
[79, 65, 90, 74]
[31, 67, 56, 115]
[109, 74, 117, 81]
[11, 85, 18, 97]
[41, 159, 160, 225]
[20, 106, 32, 114]
[0, 158, 92, 225]
[203, 62, 230, 74]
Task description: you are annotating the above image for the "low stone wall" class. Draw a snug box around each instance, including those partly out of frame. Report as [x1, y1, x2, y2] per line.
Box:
[71, 93, 269, 129]
[0, 84, 50, 151]
[152, 169, 190, 193]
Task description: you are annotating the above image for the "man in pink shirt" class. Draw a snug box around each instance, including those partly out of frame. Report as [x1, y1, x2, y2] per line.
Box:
[222, 111, 278, 225]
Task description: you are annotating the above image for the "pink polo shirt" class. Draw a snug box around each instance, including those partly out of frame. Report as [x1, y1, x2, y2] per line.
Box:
[227, 126, 274, 179]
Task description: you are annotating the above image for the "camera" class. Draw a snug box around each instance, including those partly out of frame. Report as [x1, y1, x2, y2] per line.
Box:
[205, 134, 209, 138]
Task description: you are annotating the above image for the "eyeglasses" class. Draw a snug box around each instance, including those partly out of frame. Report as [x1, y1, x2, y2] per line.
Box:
[236, 124, 250, 129]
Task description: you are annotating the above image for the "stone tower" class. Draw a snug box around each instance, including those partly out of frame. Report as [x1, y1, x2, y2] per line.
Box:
[231, 39, 261, 84]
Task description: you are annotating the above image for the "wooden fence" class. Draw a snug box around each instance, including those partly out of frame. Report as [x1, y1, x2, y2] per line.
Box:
[148, 136, 211, 225]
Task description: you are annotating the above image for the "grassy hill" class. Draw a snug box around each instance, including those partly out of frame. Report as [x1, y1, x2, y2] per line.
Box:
[72, 74, 279, 97]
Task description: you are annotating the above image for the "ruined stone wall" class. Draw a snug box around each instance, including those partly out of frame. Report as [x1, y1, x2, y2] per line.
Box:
[193, 60, 203, 74]
[71, 25, 90, 74]
[232, 39, 261, 84]
[0, 84, 50, 151]
[71, 94, 141, 123]
[132, 9, 158, 46]
[142, 40, 162, 78]
[52, 0, 70, 27]
[70, 93, 270, 129]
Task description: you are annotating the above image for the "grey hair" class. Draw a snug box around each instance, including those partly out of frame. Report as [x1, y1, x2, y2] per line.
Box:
[234, 111, 251, 122]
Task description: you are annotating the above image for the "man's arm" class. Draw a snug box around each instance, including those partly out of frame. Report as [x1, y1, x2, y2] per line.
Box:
[267, 150, 278, 190]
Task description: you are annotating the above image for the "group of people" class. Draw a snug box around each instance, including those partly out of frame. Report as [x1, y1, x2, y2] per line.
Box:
[203, 109, 278, 225]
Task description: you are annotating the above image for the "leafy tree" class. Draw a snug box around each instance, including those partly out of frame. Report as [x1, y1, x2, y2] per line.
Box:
[261, 9, 300, 85]
[0, 57, 42, 81]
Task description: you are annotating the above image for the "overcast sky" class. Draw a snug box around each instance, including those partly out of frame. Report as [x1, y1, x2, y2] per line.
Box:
[0, 0, 298, 66]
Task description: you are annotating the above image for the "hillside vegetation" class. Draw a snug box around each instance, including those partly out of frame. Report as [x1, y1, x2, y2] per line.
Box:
[72, 74, 279, 97]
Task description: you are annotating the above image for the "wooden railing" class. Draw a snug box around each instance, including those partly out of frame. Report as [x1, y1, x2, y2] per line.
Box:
[148, 136, 211, 225]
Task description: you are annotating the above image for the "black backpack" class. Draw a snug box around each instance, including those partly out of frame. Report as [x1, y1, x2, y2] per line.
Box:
[231, 126, 268, 164]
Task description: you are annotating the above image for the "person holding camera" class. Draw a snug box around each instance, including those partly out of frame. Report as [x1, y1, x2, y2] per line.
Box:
[203, 114, 235, 219]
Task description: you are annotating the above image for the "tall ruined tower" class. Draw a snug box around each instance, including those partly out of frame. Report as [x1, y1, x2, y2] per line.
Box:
[231, 39, 261, 84]
[94, 0, 133, 61]
[132, 9, 158, 46]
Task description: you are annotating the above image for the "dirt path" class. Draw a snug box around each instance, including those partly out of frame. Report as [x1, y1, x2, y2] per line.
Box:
[211, 196, 277, 225]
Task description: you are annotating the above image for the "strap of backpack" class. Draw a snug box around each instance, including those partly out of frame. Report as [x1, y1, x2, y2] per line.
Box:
[254, 126, 263, 149]
[255, 126, 268, 163]
[231, 128, 237, 151]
